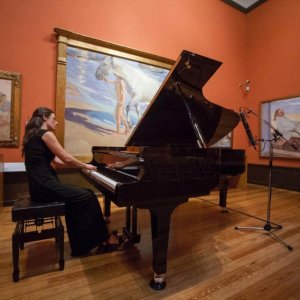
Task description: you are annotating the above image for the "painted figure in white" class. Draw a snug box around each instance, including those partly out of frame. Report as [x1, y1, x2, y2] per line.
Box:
[273, 108, 300, 140]
[95, 56, 161, 126]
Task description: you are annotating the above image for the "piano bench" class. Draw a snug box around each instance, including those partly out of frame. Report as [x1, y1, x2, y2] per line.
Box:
[11, 193, 65, 282]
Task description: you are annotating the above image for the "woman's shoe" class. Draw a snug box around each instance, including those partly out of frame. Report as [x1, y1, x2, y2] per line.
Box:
[100, 232, 120, 252]
[104, 243, 119, 252]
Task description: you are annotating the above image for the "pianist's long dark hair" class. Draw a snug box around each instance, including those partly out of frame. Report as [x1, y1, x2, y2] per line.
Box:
[22, 107, 54, 156]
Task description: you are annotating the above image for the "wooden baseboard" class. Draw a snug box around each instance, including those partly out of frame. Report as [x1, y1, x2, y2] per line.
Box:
[247, 163, 300, 191]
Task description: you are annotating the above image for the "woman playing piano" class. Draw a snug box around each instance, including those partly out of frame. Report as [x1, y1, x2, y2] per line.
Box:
[22, 107, 119, 256]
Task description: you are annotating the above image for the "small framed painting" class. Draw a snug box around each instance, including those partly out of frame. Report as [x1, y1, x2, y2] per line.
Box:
[0, 70, 22, 147]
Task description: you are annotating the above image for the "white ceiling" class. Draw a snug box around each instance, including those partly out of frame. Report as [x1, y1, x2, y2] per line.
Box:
[223, 0, 266, 13]
[232, 0, 262, 9]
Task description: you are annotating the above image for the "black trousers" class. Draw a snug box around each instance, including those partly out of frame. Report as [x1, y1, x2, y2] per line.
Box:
[30, 179, 108, 256]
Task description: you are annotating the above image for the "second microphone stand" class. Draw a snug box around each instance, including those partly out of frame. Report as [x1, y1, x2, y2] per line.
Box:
[235, 112, 293, 251]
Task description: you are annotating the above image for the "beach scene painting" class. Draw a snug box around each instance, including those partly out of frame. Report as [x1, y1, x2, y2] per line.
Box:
[64, 46, 169, 156]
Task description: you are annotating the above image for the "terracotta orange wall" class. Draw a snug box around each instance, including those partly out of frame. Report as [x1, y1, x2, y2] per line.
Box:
[1, 0, 247, 162]
[245, 0, 300, 168]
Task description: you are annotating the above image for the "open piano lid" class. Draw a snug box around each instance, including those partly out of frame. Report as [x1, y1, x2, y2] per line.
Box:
[126, 50, 240, 148]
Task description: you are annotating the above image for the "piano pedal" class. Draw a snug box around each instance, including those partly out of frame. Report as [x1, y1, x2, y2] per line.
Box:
[122, 227, 141, 244]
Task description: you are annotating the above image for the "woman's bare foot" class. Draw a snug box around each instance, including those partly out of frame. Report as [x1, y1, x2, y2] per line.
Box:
[98, 233, 120, 253]
[107, 234, 119, 246]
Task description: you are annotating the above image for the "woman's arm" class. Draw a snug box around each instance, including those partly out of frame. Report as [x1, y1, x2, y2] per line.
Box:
[42, 131, 96, 170]
[107, 156, 139, 169]
[51, 156, 67, 168]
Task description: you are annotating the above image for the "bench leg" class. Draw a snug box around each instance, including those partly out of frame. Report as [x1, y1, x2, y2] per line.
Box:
[56, 217, 64, 270]
[20, 221, 24, 250]
[12, 215, 65, 281]
[12, 224, 21, 282]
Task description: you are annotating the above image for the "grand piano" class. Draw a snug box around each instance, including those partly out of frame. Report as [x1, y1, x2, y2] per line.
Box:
[82, 50, 245, 290]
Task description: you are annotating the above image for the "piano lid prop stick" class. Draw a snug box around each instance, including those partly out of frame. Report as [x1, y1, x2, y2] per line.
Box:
[176, 83, 207, 148]
[194, 122, 207, 148]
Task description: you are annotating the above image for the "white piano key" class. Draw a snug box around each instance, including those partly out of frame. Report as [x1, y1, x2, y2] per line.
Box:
[82, 169, 117, 191]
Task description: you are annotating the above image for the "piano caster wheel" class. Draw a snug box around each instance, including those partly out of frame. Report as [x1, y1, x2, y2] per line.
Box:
[149, 273, 166, 290]
[221, 207, 229, 213]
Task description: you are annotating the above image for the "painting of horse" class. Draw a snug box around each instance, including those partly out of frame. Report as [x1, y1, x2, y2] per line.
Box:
[95, 56, 164, 124]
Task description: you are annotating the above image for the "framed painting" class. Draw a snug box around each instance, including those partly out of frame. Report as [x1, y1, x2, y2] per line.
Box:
[0, 70, 22, 147]
[54, 28, 174, 160]
[260, 96, 300, 158]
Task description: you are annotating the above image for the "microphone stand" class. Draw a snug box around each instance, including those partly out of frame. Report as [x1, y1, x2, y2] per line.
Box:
[235, 110, 293, 251]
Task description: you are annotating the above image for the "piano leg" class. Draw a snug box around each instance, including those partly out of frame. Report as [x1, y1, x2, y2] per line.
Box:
[149, 201, 185, 290]
[125, 206, 131, 230]
[219, 178, 229, 212]
[132, 206, 138, 237]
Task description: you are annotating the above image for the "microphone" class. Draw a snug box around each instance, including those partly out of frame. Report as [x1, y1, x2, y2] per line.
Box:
[240, 111, 257, 150]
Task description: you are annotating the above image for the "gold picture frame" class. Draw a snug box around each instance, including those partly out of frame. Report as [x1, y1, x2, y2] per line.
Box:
[54, 28, 174, 161]
[0, 70, 22, 147]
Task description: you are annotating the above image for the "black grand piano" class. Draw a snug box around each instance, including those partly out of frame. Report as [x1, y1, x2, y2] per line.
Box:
[82, 50, 245, 290]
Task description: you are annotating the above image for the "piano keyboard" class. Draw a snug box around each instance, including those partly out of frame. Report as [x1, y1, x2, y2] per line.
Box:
[82, 167, 137, 192]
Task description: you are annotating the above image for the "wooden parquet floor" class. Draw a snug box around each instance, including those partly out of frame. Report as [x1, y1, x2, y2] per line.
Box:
[1, 184, 300, 299]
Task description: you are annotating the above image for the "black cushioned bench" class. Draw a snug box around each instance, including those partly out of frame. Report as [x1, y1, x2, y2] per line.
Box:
[11, 193, 65, 282]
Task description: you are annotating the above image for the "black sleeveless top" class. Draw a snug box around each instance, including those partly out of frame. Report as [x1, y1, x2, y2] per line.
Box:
[24, 129, 59, 201]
